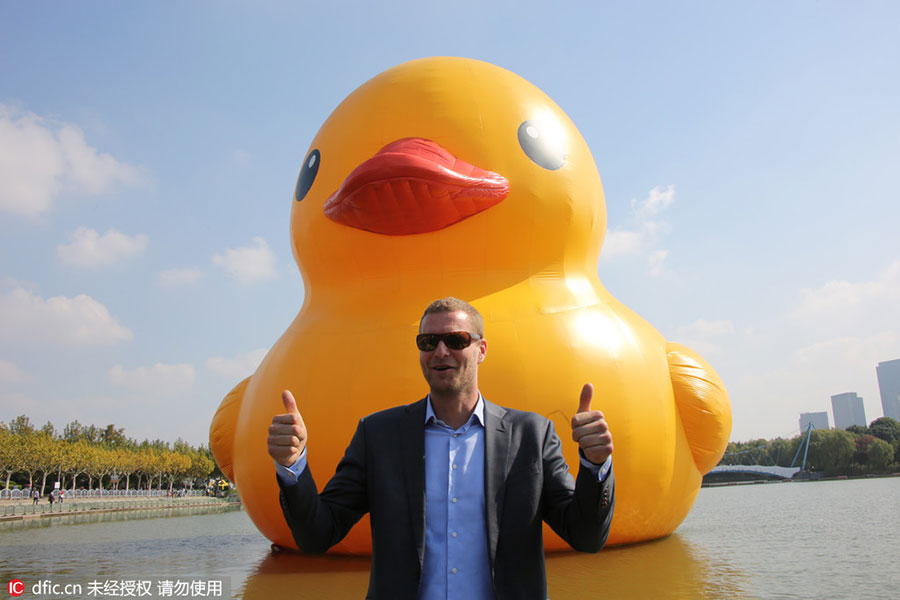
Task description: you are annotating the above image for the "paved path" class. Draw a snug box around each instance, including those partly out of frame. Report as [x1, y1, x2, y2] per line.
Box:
[1, 495, 238, 522]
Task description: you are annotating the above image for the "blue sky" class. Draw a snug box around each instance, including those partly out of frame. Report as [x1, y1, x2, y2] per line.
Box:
[1, 1, 899, 445]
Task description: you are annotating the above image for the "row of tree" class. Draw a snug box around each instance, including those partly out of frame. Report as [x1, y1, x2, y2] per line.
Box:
[719, 417, 900, 477]
[0, 415, 218, 496]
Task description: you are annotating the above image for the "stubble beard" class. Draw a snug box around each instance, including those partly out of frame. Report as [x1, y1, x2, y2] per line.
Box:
[425, 365, 475, 397]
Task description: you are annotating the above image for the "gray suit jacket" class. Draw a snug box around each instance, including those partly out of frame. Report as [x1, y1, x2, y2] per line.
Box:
[277, 397, 614, 599]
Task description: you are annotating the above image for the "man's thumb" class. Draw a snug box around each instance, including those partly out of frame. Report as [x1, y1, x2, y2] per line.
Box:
[282, 390, 299, 414]
[577, 383, 593, 414]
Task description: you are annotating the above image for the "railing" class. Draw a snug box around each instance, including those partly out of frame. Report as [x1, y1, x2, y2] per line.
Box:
[1, 488, 207, 500]
[1, 495, 239, 518]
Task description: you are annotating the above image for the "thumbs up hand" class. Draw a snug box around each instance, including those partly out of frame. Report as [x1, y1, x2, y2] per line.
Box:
[571, 383, 613, 465]
[267, 390, 308, 467]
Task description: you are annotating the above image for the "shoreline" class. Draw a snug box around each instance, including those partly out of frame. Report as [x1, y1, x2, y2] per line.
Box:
[702, 471, 900, 488]
[0, 495, 240, 522]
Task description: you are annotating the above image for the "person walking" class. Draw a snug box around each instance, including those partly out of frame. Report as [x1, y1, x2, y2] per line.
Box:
[32, 488, 39, 505]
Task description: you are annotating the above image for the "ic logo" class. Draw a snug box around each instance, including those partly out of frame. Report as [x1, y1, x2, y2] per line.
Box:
[7, 579, 24, 597]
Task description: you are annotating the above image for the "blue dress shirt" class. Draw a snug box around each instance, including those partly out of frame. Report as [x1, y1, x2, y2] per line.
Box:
[420, 395, 493, 599]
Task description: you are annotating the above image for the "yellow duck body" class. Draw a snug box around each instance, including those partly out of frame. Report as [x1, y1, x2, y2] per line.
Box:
[210, 57, 731, 552]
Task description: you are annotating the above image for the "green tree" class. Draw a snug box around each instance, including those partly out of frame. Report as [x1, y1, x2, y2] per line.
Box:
[100, 424, 128, 448]
[162, 451, 191, 492]
[867, 438, 894, 472]
[8, 415, 34, 436]
[869, 417, 900, 444]
[741, 439, 770, 465]
[0, 424, 15, 491]
[63, 420, 84, 442]
[67, 439, 93, 491]
[95, 446, 117, 489]
[853, 434, 878, 465]
[134, 448, 159, 491]
[15, 425, 40, 489]
[806, 429, 855, 475]
[186, 449, 215, 489]
[115, 448, 137, 491]
[81, 444, 102, 491]
[32, 431, 57, 495]
[768, 438, 793, 467]
[55, 440, 77, 491]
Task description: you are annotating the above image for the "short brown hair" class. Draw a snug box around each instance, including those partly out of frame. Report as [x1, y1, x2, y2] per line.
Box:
[419, 297, 484, 337]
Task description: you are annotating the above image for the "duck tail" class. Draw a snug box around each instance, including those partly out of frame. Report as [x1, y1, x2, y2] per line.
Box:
[666, 343, 732, 474]
[209, 376, 251, 483]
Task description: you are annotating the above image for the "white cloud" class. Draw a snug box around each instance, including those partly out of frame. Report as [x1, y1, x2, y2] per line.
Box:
[603, 230, 642, 258]
[206, 348, 268, 381]
[633, 185, 676, 220]
[791, 260, 900, 324]
[601, 185, 675, 275]
[212, 237, 277, 284]
[0, 287, 133, 345]
[108, 362, 195, 396]
[0, 105, 145, 218]
[676, 319, 736, 338]
[57, 227, 148, 268]
[158, 268, 205, 286]
[0, 359, 28, 383]
[793, 333, 898, 367]
[671, 318, 736, 359]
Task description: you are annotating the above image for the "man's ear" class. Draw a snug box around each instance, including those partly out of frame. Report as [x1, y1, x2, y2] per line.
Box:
[477, 339, 487, 363]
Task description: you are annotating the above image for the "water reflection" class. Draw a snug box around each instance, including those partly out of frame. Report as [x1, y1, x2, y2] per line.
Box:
[240, 551, 370, 599]
[546, 534, 748, 599]
[237, 534, 748, 599]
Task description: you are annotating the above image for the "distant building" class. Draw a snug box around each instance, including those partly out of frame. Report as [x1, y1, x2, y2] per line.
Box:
[876, 358, 900, 421]
[831, 392, 866, 429]
[799, 411, 829, 431]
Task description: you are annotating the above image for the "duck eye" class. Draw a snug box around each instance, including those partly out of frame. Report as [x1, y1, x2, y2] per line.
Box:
[295, 149, 320, 202]
[517, 120, 565, 170]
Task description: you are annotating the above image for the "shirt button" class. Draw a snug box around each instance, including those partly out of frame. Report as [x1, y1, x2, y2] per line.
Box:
[452, 433, 459, 438]
[452, 464, 458, 470]
[451, 568, 458, 574]
[451, 531, 458, 538]
[451, 497, 458, 503]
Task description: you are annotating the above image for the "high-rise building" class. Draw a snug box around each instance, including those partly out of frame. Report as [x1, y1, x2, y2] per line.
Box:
[876, 358, 900, 420]
[831, 392, 866, 429]
[799, 411, 829, 431]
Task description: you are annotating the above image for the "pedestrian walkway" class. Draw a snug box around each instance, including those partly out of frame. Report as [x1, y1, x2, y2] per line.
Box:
[0, 495, 239, 522]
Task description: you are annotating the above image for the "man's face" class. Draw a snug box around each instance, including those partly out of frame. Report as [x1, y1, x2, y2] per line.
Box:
[418, 310, 486, 396]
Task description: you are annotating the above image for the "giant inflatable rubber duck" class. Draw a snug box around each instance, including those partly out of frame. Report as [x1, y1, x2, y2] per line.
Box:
[210, 57, 731, 552]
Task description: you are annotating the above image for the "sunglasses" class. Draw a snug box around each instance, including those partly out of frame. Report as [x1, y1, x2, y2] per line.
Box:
[415, 331, 481, 352]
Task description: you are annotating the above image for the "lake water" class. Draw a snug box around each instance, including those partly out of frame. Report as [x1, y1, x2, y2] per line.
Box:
[2, 478, 898, 599]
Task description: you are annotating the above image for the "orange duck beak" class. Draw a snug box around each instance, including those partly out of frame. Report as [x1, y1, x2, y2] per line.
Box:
[323, 138, 509, 235]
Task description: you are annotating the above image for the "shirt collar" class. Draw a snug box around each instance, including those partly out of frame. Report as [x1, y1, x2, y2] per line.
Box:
[425, 393, 485, 428]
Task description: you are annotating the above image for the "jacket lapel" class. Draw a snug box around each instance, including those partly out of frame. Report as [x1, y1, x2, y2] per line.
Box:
[404, 398, 427, 569]
[483, 398, 509, 568]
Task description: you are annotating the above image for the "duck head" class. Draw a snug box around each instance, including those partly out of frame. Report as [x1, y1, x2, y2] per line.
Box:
[290, 57, 607, 303]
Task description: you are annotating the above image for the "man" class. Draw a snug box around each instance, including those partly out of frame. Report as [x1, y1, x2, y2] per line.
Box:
[268, 297, 614, 599]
